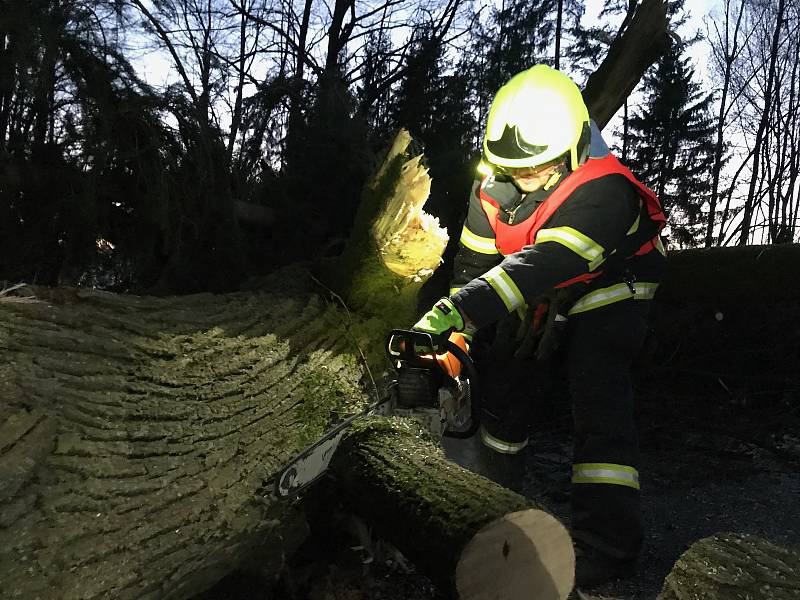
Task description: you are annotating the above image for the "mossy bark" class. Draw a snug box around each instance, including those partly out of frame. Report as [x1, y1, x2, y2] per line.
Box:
[331, 419, 575, 599]
[658, 533, 800, 600]
[0, 276, 371, 599]
[0, 130, 450, 600]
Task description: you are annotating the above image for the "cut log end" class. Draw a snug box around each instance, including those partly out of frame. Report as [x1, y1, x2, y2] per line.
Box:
[456, 509, 575, 600]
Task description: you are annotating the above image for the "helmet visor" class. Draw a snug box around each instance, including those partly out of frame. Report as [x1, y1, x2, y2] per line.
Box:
[485, 124, 549, 161]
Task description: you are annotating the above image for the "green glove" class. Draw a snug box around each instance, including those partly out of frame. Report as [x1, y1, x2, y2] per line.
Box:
[413, 298, 464, 336]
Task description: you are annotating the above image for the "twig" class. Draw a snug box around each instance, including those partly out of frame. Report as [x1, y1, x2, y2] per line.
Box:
[308, 273, 382, 405]
[0, 283, 38, 303]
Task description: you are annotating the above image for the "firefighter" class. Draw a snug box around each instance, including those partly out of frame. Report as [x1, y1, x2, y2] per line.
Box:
[412, 64, 667, 587]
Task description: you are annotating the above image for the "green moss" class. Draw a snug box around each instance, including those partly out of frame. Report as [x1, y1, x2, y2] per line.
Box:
[345, 415, 436, 446]
[318, 148, 422, 327]
[344, 257, 422, 327]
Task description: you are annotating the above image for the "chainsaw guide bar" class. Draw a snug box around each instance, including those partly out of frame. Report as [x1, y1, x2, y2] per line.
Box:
[269, 392, 393, 498]
[267, 330, 479, 499]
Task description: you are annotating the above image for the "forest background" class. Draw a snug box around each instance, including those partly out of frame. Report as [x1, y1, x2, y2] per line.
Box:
[1, 0, 797, 296]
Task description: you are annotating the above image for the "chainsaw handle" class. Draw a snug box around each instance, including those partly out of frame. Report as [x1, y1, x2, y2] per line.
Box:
[440, 338, 481, 439]
[387, 329, 440, 365]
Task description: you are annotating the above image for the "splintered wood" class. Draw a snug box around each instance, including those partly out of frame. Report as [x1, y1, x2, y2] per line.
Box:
[370, 134, 448, 280]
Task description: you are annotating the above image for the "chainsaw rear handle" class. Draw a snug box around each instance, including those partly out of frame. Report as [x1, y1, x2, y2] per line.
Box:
[386, 329, 481, 439]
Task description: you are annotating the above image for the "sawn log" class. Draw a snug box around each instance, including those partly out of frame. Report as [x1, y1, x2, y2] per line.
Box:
[331, 419, 575, 600]
[658, 533, 800, 600]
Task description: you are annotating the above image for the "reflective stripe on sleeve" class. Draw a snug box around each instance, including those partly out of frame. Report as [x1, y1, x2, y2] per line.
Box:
[480, 426, 528, 454]
[482, 265, 525, 312]
[634, 282, 659, 299]
[567, 281, 659, 315]
[572, 463, 640, 490]
[460, 226, 500, 255]
[449, 287, 461, 296]
[536, 226, 605, 265]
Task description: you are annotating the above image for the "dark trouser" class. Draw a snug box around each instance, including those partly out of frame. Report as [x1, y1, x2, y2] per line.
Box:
[566, 298, 648, 560]
[475, 298, 648, 559]
[473, 311, 561, 450]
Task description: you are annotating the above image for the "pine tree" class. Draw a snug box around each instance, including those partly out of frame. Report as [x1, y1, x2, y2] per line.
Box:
[625, 39, 716, 247]
[357, 30, 393, 137]
[390, 29, 479, 231]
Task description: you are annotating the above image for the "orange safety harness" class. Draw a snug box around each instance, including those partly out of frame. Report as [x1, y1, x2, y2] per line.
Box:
[478, 154, 667, 288]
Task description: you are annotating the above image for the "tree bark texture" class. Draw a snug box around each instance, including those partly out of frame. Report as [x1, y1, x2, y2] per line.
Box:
[582, 0, 670, 129]
[0, 280, 375, 599]
[657, 533, 800, 599]
[331, 419, 575, 599]
[0, 129, 453, 599]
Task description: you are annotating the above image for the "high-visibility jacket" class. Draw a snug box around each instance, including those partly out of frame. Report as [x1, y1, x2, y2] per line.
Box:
[450, 124, 667, 328]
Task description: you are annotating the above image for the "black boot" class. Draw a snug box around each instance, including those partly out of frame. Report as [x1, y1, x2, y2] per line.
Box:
[574, 543, 636, 589]
[441, 434, 525, 492]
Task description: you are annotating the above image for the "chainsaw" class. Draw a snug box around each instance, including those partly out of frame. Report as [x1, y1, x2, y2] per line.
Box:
[268, 329, 480, 498]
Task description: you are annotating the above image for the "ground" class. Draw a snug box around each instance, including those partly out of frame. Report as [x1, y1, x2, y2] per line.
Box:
[197, 380, 800, 600]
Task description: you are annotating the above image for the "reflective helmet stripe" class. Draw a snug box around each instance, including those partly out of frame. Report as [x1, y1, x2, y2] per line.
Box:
[572, 463, 640, 490]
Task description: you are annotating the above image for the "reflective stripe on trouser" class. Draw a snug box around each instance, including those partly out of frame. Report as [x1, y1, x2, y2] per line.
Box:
[480, 425, 528, 454]
[572, 462, 640, 490]
[566, 298, 648, 560]
[472, 311, 558, 455]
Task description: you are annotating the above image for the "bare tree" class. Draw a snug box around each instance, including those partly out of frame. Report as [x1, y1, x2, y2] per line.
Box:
[763, 1, 800, 243]
[737, 0, 788, 244]
[704, 0, 752, 246]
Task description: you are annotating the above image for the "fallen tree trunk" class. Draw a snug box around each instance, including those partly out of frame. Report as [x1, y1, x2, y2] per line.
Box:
[657, 533, 800, 600]
[0, 282, 368, 599]
[0, 130, 521, 599]
[645, 244, 800, 404]
[331, 419, 575, 600]
[582, 0, 670, 129]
